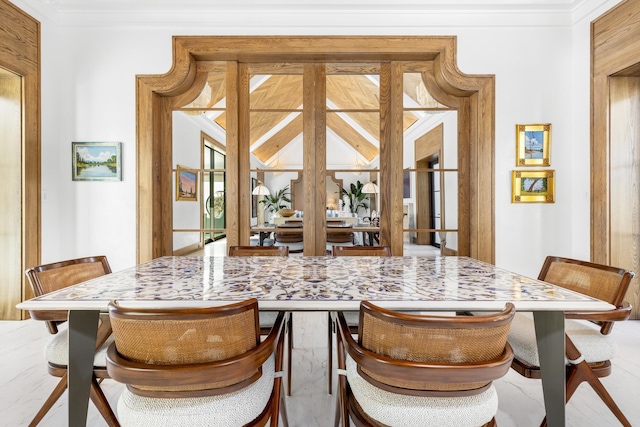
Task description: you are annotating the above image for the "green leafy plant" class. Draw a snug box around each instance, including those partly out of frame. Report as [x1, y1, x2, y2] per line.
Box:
[340, 180, 369, 214]
[259, 185, 292, 213]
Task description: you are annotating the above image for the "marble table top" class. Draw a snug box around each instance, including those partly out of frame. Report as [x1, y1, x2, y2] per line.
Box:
[17, 256, 613, 312]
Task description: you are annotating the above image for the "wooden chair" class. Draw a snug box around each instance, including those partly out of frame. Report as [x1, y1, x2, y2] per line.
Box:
[507, 256, 634, 427]
[335, 302, 515, 426]
[106, 299, 288, 427]
[331, 245, 392, 257]
[365, 216, 380, 246]
[326, 221, 354, 253]
[274, 223, 304, 253]
[25, 256, 119, 427]
[228, 245, 289, 257]
[327, 246, 392, 394]
[228, 245, 294, 396]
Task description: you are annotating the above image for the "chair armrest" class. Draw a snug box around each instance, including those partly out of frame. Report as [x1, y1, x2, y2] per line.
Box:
[565, 301, 631, 322]
[107, 311, 286, 388]
[335, 312, 513, 385]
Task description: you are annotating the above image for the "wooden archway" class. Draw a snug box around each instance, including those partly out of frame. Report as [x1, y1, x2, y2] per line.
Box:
[136, 36, 495, 263]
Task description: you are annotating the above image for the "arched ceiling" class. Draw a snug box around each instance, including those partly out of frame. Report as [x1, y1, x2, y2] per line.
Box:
[182, 71, 449, 167]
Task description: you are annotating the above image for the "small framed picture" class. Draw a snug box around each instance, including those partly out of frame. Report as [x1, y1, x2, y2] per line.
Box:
[72, 142, 122, 181]
[516, 124, 551, 166]
[512, 170, 555, 203]
[175, 166, 198, 201]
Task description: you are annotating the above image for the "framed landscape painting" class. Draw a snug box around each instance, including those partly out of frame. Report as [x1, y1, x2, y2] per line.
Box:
[72, 142, 122, 181]
[516, 124, 551, 166]
[512, 170, 555, 203]
[175, 166, 198, 201]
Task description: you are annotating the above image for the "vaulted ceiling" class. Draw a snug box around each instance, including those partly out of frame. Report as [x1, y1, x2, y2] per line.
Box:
[182, 70, 447, 167]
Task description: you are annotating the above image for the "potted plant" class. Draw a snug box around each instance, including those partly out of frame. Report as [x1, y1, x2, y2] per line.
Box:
[340, 180, 369, 215]
[259, 185, 292, 214]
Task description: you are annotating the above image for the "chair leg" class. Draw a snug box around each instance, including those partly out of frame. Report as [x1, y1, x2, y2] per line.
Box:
[29, 373, 69, 427]
[90, 376, 119, 427]
[542, 337, 633, 427]
[570, 361, 631, 427]
[327, 311, 333, 394]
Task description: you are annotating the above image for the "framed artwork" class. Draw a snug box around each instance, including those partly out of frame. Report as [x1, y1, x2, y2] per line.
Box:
[516, 124, 551, 166]
[175, 166, 198, 201]
[251, 178, 258, 218]
[512, 170, 555, 203]
[72, 142, 122, 181]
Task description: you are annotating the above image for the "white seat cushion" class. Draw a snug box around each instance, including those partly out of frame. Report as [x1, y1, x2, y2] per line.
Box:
[345, 356, 498, 427]
[508, 312, 618, 367]
[45, 321, 115, 367]
[117, 354, 276, 427]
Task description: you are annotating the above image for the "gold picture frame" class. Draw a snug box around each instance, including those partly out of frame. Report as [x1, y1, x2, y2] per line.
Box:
[175, 165, 198, 201]
[512, 170, 555, 203]
[516, 124, 551, 166]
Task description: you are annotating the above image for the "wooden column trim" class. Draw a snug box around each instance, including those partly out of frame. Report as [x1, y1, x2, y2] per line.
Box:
[303, 63, 327, 255]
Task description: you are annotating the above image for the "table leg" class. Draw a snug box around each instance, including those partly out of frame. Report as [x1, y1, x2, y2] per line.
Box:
[68, 310, 100, 427]
[533, 311, 566, 427]
[259, 232, 265, 246]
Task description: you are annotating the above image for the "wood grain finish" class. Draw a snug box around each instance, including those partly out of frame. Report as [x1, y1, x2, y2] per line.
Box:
[137, 36, 494, 261]
[592, 0, 640, 319]
[609, 77, 640, 319]
[0, 0, 40, 320]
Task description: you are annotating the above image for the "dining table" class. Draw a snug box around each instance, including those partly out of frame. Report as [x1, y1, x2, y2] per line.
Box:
[251, 224, 380, 246]
[17, 255, 614, 427]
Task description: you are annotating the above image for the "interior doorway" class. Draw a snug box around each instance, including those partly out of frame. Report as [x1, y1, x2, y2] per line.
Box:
[0, 67, 23, 319]
[0, 0, 41, 320]
[591, 0, 640, 319]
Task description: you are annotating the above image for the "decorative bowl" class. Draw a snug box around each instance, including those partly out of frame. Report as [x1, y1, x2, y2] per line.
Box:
[278, 208, 296, 217]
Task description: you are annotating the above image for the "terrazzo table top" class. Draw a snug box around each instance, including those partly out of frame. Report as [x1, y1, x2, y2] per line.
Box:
[18, 255, 612, 312]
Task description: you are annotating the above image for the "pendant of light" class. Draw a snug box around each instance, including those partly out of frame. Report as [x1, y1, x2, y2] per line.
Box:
[353, 146, 363, 176]
[273, 145, 282, 176]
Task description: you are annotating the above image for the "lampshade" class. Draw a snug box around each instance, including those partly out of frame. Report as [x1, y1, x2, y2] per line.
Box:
[252, 183, 270, 196]
[362, 182, 378, 194]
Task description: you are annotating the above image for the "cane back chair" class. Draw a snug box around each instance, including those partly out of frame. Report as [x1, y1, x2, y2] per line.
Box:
[25, 256, 119, 426]
[507, 256, 634, 427]
[335, 302, 516, 426]
[106, 298, 288, 427]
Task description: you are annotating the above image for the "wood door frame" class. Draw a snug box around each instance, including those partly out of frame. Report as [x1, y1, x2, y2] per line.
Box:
[136, 36, 495, 263]
[0, 0, 41, 319]
[592, 1, 640, 318]
[592, 0, 640, 263]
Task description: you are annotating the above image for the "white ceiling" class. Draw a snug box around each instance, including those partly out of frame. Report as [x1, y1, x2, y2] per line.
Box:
[25, 0, 607, 26]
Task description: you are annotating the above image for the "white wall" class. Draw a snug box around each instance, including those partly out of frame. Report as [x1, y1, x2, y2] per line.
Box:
[172, 112, 203, 251]
[9, 0, 623, 275]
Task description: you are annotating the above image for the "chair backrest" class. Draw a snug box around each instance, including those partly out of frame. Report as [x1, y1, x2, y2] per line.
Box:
[107, 298, 275, 397]
[25, 256, 111, 334]
[228, 245, 289, 257]
[275, 223, 304, 243]
[538, 256, 634, 333]
[332, 245, 392, 257]
[352, 301, 515, 396]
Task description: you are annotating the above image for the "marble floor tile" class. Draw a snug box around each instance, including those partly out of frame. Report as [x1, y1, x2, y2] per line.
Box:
[2, 317, 639, 426]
